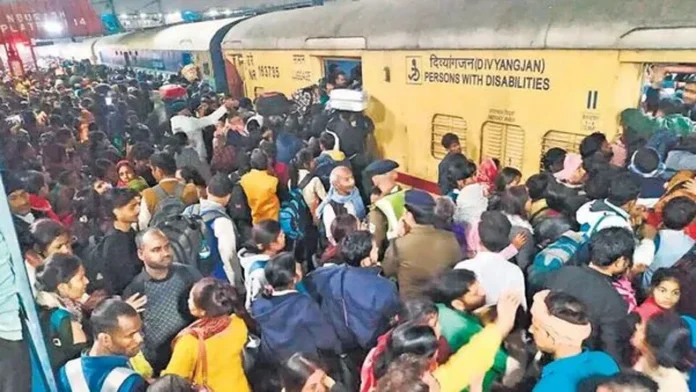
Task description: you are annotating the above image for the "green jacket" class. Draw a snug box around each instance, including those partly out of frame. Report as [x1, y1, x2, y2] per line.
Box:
[437, 304, 508, 392]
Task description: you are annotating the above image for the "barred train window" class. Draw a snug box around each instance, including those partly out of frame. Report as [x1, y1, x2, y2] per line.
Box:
[540, 130, 586, 170]
[481, 122, 525, 169]
[431, 114, 467, 159]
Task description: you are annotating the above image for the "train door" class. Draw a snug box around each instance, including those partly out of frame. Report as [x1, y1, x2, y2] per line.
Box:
[224, 53, 246, 99]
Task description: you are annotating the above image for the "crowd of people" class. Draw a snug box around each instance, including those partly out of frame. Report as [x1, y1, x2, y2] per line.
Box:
[1, 59, 696, 392]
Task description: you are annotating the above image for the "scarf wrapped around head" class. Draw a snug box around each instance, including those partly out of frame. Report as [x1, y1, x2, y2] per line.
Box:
[531, 290, 592, 347]
[554, 153, 583, 183]
[475, 158, 498, 192]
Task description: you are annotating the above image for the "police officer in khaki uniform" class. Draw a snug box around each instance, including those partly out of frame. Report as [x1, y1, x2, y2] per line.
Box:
[364, 159, 403, 259]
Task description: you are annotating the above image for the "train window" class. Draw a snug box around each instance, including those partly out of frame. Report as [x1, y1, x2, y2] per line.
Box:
[431, 114, 467, 159]
[542, 130, 584, 154]
[481, 122, 525, 169]
[540, 130, 585, 170]
[323, 58, 362, 87]
[641, 64, 696, 118]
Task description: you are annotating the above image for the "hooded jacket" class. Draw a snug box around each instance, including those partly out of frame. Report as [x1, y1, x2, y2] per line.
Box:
[237, 249, 270, 310]
[251, 291, 340, 364]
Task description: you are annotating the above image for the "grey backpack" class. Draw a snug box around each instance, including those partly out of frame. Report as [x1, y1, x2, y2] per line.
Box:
[150, 183, 187, 228]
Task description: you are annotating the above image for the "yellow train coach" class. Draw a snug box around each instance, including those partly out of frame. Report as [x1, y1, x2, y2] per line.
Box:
[220, 0, 696, 192]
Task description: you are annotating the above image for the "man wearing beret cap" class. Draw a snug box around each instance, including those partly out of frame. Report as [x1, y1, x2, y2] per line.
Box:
[382, 189, 463, 298]
[364, 159, 404, 257]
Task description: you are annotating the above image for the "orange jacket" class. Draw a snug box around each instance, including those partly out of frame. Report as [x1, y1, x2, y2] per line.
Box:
[240, 169, 280, 224]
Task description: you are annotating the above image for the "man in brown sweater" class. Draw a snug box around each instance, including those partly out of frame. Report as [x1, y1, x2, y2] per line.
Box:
[382, 190, 463, 298]
[138, 152, 199, 229]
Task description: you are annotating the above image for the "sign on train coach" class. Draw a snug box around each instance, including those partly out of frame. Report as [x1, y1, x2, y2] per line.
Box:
[0, 0, 102, 40]
[406, 54, 551, 91]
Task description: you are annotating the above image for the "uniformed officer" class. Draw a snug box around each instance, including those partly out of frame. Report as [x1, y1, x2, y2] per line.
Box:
[364, 159, 405, 258]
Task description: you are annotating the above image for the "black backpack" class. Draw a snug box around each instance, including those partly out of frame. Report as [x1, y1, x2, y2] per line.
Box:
[150, 183, 187, 228]
[155, 209, 226, 276]
[227, 180, 252, 245]
[78, 235, 108, 294]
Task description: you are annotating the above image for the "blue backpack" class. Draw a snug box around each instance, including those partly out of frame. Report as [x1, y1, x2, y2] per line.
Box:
[279, 188, 312, 241]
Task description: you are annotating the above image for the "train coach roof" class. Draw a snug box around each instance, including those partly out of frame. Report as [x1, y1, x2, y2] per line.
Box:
[221, 0, 696, 50]
[96, 17, 246, 52]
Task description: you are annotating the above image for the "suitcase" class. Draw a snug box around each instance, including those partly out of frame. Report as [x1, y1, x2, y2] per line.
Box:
[329, 89, 368, 112]
[159, 84, 188, 101]
[256, 92, 292, 116]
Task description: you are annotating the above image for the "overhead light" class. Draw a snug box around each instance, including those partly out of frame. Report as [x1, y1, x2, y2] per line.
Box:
[43, 20, 64, 34]
[140, 13, 147, 19]
[206, 9, 219, 17]
[223, 9, 232, 15]
[165, 11, 183, 23]
[120, 13, 129, 19]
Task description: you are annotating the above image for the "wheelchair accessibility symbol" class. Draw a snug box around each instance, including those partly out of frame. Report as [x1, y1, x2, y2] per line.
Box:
[406, 56, 422, 84]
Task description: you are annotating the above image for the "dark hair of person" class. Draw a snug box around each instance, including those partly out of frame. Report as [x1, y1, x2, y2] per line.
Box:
[147, 375, 195, 392]
[545, 291, 589, 325]
[534, 217, 572, 248]
[441, 133, 460, 149]
[607, 172, 641, 207]
[207, 173, 233, 198]
[447, 158, 476, 190]
[330, 214, 359, 246]
[90, 299, 139, 339]
[170, 132, 188, 155]
[662, 197, 696, 230]
[494, 167, 522, 193]
[583, 167, 619, 200]
[340, 231, 373, 267]
[425, 269, 477, 306]
[396, 298, 438, 326]
[246, 220, 282, 254]
[374, 322, 438, 381]
[259, 140, 277, 164]
[149, 151, 177, 176]
[433, 197, 455, 231]
[289, 148, 314, 188]
[177, 166, 206, 188]
[190, 277, 239, 318]
[29, 219, 70, 255]
[580, 132, 607, 159]
[264, 252, 297, 291]
[73, 188, 102, 221]
[478, 211, 512, 252]
[578, 371, 659, 392]
[375, 354, 430, 392]
[526, 173, 551, 202]
[319, 131, 336, 150]
[658, 97, 684, 116]
[280, 353, 325, 392]
[650, 268, 682, 291]
[93, 158, 115, 181]
[101, 187, 139, 220]
[491, 185, 530, 219]
[589, 227, 635, 268]
[128, 142, 154, 162]
[633, 147, 660, 174]
[19, 170, 46, 195]
[35, 254, 82, 292]
[249, 148, 269, 171]
[542, 148, 567, 173]
[644, 311, 694, 371]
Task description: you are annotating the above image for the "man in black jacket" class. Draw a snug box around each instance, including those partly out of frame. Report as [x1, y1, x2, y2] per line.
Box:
[544, 227, 634, 366]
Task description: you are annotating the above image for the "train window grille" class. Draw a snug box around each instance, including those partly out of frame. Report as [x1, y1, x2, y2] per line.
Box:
[540, 130, 585, 171]
[481, 121, 525, 169]
[430, 114, 467, 159]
